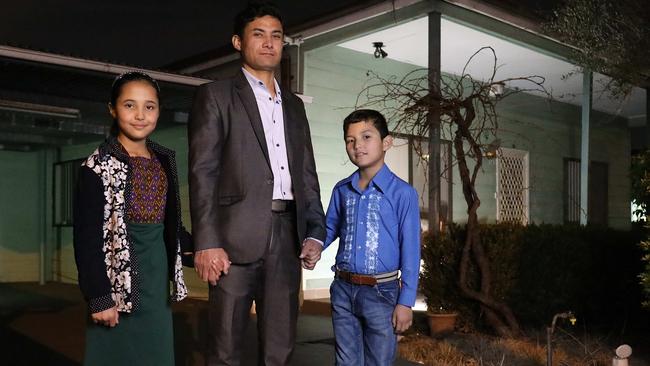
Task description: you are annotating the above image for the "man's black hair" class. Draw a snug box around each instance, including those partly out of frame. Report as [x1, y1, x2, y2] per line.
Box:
[233, 1, 284, 37]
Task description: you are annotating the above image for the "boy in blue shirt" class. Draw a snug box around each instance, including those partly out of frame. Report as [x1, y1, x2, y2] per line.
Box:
[323, 109, 421, 365]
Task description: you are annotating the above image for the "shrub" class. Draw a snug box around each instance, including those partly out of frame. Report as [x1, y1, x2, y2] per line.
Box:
[419, 223, 647, 331]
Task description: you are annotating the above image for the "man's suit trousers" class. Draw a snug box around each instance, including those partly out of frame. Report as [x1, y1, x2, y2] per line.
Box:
[207, 209, 300, 366]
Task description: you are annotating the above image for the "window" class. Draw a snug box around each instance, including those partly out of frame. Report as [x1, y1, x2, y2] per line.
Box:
[563, 159, 608, 225]
[53, 159, 83, 226]
[385, 135, 453, 225]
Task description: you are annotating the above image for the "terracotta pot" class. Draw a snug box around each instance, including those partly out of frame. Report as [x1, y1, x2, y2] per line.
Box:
[426, 312, 458, 337]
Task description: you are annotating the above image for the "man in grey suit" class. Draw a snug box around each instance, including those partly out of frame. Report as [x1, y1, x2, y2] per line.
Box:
[188, 2, 325, 365]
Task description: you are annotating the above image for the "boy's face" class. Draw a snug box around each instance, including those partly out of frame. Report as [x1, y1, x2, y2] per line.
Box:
[345, 121, 392, 171]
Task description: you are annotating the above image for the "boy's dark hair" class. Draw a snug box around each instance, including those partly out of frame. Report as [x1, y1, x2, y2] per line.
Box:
[109, 71, 161, 136]
[233, 1, 284, 37]
[343, 109, 389, 139]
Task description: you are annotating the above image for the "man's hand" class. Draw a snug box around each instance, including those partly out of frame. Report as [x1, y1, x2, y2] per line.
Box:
[91, 306, 119, 327]
[299, 239, 322, 270]
[392, 304, 413, 334]
[194, 248, 231, 286]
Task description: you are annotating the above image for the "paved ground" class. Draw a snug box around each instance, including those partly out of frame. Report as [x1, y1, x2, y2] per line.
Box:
[0, 282, 418, 366]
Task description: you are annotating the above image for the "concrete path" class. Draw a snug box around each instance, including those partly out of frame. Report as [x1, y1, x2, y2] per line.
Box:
[1, 282, 418, 365]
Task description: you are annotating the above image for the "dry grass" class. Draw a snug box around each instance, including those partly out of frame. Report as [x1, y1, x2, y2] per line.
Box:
[398, 332, 613, 366]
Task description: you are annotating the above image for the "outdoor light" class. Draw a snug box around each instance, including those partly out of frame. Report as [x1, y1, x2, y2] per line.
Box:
[373, 42, 387, 58]
[546, 311, 576, 366]
[489, 82, 505, 98]
[613, 344, 632, 366]
[483, 139, 501, 159]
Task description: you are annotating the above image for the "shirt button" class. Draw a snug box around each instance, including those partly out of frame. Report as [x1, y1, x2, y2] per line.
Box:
[273, 120, 276, 123]
[276, 144, 280, 147]
[361, 195, 366, 199]
[281, 166, 285, 170]
[268, 97, 272, 101]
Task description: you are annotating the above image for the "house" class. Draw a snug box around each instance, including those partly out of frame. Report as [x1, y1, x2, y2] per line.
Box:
[168, 0, 647, 299]
[0, 1, 646, 300]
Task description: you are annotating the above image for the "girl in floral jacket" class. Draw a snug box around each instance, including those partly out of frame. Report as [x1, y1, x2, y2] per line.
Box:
[73, 71, 189, 365]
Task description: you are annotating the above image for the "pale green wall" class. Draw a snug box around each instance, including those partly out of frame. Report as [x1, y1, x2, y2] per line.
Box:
[0, 149, 53, 282]
[301, 45, 632, 290]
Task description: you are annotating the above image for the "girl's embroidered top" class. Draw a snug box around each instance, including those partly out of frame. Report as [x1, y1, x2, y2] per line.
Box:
[127, 154, 167, 223]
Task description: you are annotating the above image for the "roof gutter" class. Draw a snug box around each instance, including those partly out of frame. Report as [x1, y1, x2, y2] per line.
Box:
[178, 0, 427, 74]
[0, 45, 211, 86]
[440, 0, 575, 51]
[180, 0, 576, 74]
[287, 0, 425, 41]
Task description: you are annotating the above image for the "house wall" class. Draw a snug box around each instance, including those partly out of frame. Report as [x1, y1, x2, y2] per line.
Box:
[0, 149, 55, 282]
[301, 44, 632, 293]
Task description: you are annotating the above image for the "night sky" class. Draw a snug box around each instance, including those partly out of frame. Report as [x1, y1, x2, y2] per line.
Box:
[0, 0, 379, 69]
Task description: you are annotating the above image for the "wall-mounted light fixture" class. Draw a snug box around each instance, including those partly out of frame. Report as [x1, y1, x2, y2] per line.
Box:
[489, 82, 505, 99]
[373, 42, 387, 59]
[483, 138, 501, 159]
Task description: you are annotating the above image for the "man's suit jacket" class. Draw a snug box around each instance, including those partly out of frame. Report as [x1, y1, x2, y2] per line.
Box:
[188, 71, 326, 263]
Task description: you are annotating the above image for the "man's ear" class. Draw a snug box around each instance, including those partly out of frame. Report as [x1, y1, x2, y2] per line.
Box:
[383, 135, 393, 151]
[232, 35, 242, 52]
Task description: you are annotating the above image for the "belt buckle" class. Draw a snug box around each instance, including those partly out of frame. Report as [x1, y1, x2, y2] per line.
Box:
[271, 200, 287, 212]
[357, 274, 376, 286]
[341, 271, 376, 286]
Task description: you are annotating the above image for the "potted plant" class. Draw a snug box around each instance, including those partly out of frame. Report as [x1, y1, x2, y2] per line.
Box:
[420, 231, 460, 337]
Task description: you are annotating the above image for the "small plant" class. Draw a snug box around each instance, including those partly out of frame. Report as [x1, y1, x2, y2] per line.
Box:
[640, 235, 650, 308]
[420, 231, 461, 313]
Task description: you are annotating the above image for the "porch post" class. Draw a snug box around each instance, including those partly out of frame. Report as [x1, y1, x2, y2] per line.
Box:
[428, 11, 441, 235]
[580, 70, 592, 225]
[646, 87, 649, 149]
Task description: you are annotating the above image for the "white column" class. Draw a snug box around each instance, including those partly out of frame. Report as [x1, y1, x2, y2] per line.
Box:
[580, 70, 592, 225]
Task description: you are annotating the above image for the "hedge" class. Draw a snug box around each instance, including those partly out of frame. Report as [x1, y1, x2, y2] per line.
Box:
[420, 223, 647, 331]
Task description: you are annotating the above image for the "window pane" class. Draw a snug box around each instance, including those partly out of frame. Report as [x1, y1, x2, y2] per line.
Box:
[385, 137, 409, 182]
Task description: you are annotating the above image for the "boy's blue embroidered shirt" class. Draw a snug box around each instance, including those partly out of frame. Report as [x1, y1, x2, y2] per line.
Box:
[325, 164, 421, 307]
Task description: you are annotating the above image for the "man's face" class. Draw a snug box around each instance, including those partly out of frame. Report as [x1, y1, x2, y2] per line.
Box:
[232, 15, 283, 73]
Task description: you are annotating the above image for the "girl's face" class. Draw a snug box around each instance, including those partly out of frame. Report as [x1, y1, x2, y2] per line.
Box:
[109, 80, 159, 143]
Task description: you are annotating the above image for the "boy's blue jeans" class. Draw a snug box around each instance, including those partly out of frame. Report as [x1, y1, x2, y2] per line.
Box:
[330, 277, 399, 366]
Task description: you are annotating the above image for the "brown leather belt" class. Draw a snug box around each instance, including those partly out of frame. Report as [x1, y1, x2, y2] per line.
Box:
[335, 269, 399, 286]
[271, 199, 295, 212]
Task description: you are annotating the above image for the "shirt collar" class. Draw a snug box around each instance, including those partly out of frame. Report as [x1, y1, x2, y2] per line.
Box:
[348, 164, 393, 194]
[242, 68, 282, 101]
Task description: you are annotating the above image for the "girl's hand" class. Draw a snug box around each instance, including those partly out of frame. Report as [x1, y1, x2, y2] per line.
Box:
[91, 306, 119, 327]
